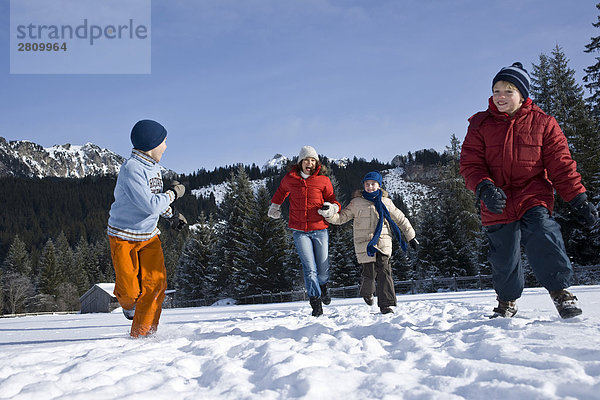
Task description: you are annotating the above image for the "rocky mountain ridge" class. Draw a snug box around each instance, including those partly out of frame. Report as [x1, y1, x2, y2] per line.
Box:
[0, 137, 125, 178]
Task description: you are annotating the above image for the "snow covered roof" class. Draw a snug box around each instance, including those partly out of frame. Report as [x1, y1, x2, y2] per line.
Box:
[95, 283, 115, 296]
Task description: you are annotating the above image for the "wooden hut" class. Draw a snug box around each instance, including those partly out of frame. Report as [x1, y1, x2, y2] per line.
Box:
[79, 283, 119, 314]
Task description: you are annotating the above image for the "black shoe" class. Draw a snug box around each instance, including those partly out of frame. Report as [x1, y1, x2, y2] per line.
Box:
[320, 284, 331, 305]
[491, 297, 517, 318]
[309, 296, 323, 317]
[380, 306, 393, 314]
[363, 296, 374, 306]
[550, 289, 582, 319]
[122, 305, 136, 320]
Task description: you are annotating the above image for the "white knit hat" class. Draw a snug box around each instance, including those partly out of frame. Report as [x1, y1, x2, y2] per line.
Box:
[298, 145, 319, 162]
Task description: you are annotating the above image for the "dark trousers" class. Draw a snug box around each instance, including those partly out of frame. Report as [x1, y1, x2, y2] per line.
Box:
[359, 252, 396, 307]
[485, 206, 573, 301]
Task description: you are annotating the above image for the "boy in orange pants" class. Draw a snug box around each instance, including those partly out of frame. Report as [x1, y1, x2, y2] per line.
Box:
[107, 119, 187, 337]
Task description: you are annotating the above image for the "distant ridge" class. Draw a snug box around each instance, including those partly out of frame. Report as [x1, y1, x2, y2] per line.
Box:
[0, 137, 125, 178]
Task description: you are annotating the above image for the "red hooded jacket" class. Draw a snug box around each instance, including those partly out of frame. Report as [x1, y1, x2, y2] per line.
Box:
[460, 97, 585, 226]
[271, 165, 340, 232]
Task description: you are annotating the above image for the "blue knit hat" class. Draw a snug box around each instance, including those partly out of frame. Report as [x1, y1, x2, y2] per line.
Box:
[130, 119, 167, 151]
[362, 171, 382, 186]
[492, 62, 531, 100]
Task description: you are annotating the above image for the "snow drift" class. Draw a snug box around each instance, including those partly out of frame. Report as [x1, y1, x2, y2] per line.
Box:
[1, 286, 599, 399]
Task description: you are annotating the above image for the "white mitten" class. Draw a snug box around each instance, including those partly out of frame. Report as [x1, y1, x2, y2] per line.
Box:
[268, 203, 282, 219]
[317, 202, 339, 218]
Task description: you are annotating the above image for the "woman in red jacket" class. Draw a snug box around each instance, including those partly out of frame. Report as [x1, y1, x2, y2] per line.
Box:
[268, 145, 341, 316]
[460, 62, 598, 319]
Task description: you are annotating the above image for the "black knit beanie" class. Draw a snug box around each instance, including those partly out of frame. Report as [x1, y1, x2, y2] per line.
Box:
[130, 119, 167, 151]
[492, 62, 531, 100]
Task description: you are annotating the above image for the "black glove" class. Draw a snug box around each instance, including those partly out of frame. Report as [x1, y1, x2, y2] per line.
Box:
[166, 180, 185, 200]
[569, 192, 599, 228]
[170, 210, 188, 231]
[476, 180, 507, 214]
[409, 238, 419, 251]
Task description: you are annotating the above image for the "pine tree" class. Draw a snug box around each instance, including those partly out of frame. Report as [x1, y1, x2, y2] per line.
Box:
[160, 229, 186, 288]
[414, 135, 480, 280]
[530, 53, 553, 113]
[325, 172, 359, 288]
[175, 212, 219, 304]
[250, 186, 297, 294]
[531, 46, 600, 264]
[38, 239, 62, 296]
[72, 237, 92, 294]
[549, 47, 596, 157]
[328, 223, 359, 287]
[436, 189, 477, 277]
[218, 165, 260, 297]
[2, 235, 32, 276]
[584, 2, 600, 120]
[390, 240, 412, 281]
[532, 46, 600, 191]
[442, 136, 479, 276]
[55, 232, 74, 282]
[414, 199, 443, 282]
[94, 236, 114, 282]
[389, 193, 417, 281]
[1, 237, 34, 314]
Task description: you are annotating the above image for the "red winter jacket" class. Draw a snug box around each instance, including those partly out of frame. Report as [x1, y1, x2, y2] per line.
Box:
[271, 165, 340, 232]
[460, 97, 585, 226]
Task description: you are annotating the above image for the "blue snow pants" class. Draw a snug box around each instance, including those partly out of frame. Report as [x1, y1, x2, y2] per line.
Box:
[484, 206, 573, 301]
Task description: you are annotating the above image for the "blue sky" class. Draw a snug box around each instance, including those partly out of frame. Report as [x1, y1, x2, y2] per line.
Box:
[1, 0, 599, 174]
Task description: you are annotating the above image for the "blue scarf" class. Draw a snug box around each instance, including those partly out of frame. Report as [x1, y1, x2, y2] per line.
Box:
[362, 189, 407, 256]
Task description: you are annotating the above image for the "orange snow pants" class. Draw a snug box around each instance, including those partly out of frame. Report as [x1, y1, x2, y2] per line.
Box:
[109, 235, 167, 338]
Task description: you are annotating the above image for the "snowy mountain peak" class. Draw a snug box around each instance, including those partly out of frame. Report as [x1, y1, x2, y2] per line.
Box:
[328, 157, 350, 168]
[262, 154, 289, 171]
[0, 136, 125, 178]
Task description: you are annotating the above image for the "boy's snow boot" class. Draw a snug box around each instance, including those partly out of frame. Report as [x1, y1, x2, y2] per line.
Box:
[363, 296, 374, 306]
[550, 289, 582, 319]
[320, 284, 331, 305]
[380, 306, 393, 314]
[122, 305, 136, 320]
[309, 296, 323, 317]
[491, 297, 517, 318]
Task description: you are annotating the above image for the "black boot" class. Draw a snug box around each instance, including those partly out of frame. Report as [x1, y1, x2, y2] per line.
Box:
[309, 296, 323, 317]
[550, 289, 582, 319]
[490, 297, 518, 318]
[320, 284, 331, 305]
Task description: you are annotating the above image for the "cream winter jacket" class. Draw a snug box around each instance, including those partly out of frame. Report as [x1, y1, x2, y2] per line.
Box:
[325, 190, 415, 264]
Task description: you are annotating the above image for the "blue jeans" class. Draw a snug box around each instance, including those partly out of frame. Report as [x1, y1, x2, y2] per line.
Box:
[292, 229, 330, 298]
[485, 206, 573, 301]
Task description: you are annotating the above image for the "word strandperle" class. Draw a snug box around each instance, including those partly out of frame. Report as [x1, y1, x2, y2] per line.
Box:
[15, 19, 148, 46]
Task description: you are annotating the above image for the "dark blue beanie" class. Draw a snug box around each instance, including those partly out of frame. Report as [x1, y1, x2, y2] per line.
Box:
[492, 62, 531, 100]
[130, 119, 167, 151]
[362, 171, 383, 186]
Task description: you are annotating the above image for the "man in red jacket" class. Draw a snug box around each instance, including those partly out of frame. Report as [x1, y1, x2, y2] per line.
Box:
[460, 62, 598, 319]
[269, 145, 341, 316]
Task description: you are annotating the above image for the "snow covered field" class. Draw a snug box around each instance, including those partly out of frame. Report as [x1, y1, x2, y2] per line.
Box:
[1, 286, 600, 399]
